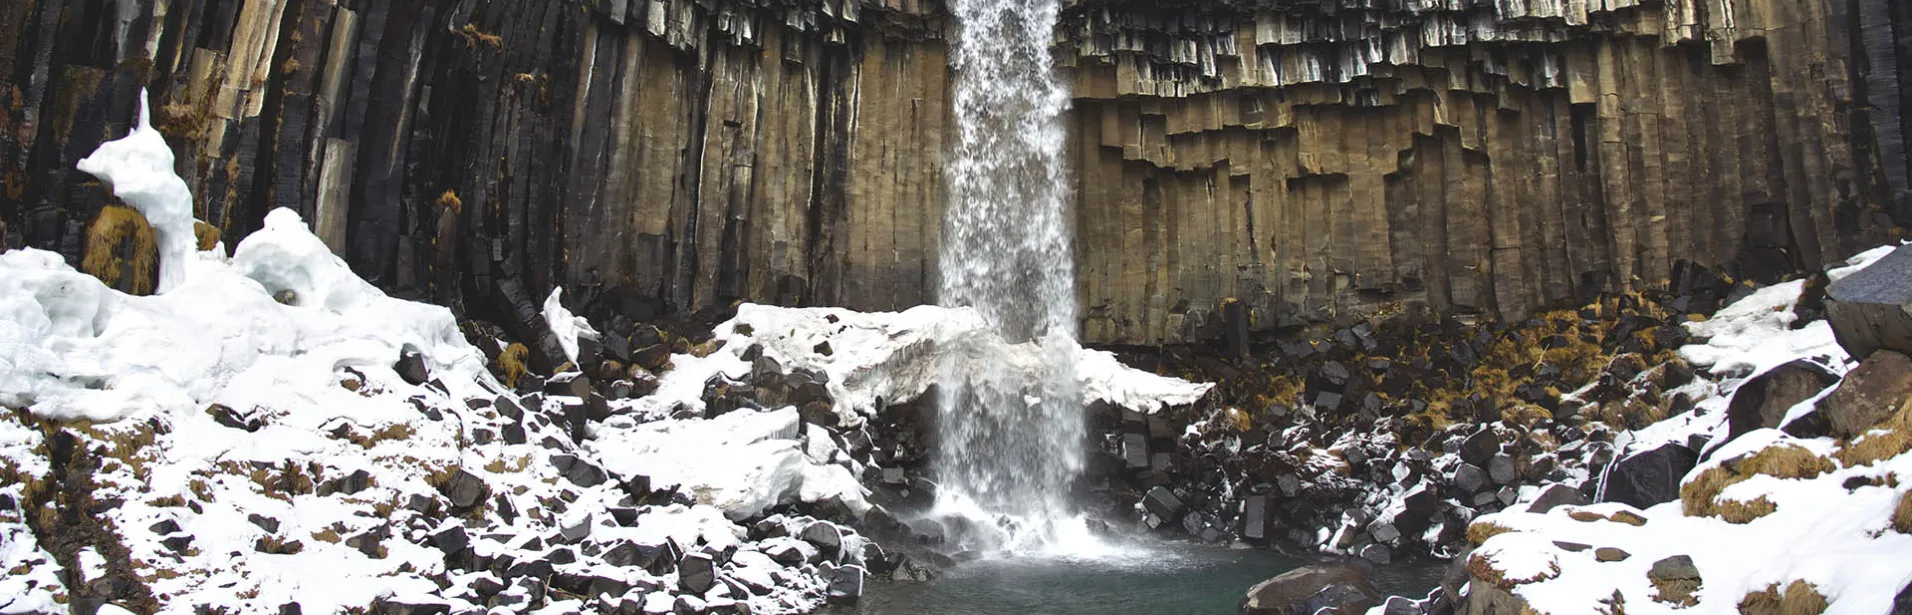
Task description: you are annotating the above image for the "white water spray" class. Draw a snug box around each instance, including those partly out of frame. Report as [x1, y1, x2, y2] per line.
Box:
[935, 0, 1090, 553]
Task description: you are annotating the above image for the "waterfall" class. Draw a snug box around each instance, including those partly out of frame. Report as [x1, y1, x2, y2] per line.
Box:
[934, 0, 1087, 552]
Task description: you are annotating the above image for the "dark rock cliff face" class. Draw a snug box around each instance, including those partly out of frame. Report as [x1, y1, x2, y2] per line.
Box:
[2, 0, 1909, 348]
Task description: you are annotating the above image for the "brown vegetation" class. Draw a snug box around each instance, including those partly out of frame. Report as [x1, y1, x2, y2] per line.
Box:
[1681, 444, 1835, 519]
[81, 204, 159, 295]
[1737, 580, 1828, 615]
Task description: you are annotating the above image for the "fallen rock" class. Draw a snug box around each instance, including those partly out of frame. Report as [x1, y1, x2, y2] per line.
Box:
[1487, 454, 1517, 485]
[1453, 464, 1489, 494]
[1725, 359, 1838, 442]
[437, 469, 489, 510]
[1143, 486, 1185, 521]
[1525, 484, 1591, 513]
[1821, 350, 1912, 439]
[1825, 245, 1912, 360]
[394, 349, 431, 386]
[1648, 555, 1702, 606]
[1595, 443, 1696, 509]
[801, 521, 844, 561]
[1460, 429, 1500, 466]
[828, 565, 866, 605]
[678, 552, 716, 594]
[1594, 547, 1631, 562]
[1241, 564, 1381, 615]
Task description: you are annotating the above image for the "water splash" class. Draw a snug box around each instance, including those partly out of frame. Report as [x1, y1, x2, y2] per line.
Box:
[934, 0, 1088, 553]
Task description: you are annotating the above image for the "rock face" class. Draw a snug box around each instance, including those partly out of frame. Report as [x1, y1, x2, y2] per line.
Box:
[2, 0, 1910, 345]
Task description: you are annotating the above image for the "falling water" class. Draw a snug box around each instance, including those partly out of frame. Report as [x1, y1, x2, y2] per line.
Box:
[934, 0, 1087, 552]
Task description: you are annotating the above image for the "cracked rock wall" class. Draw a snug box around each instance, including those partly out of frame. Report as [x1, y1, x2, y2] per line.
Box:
[1, 0, 1908, 346]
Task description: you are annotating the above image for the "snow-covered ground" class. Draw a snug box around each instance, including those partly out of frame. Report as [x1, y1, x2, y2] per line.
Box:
[1450, 245, 1912, 615]
[0, 92, 1213, 614]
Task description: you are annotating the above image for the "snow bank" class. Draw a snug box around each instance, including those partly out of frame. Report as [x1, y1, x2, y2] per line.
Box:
[591, 407, 870, 520]
[0, 206, 489, 423]
[75, 90, 198, 293]
[626, 303, 1213, 426]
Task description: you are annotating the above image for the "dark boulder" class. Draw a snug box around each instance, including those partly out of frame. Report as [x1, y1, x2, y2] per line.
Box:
[679, 552, 717, 594]
[1524, 483, 1591, 513]
[801, 521, 845, 561]
[1241, 565, 1381, 615]
[828, 565, 867, 605]
[549, 454, 608, 488]
[1452, 464, 1489, 494]
[1486, 455, 1517, 485]
[1820, 350, 1912, 439]
[437, 469, 489, 510]
[1459, 428, 1500, 466]
[1725, 360, 1838, 442]
[394, 349, 431, 386]
[373, 596, 451, 615]
[1594, 443, 1697, 509]
[1143, 486, 1185, 521]
[1826, 246, 1912, 360]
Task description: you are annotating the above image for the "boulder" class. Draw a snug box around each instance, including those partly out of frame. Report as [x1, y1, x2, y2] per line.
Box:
[372, 597, 450, 615]
[438, 469, 489, 510]
[394, 349, 431, 386]
[1820, 350, 1912, 439]
[1594, 547, 1630, 562]
[1143, 486, 1185, 521]
[1595, 443, 1697, 509]
[1825, 246, 1912, 360]
[1460, 429, 1500, 466]
[1725, 360, 1838, 442]
[827, 565, 866, 605]
[800, 521, 844, 561]
[1524, 484, 1591, 513]
[678, 552, 716, 594]
[1486, 455, 1517, 485]
[1648, 555, 1702, 606]
[1241, 495, 1269, 542]
[1241, 565, 1381, 615]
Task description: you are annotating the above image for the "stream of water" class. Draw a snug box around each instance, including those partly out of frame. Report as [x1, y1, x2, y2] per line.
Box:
[934, 0, 1085, 552]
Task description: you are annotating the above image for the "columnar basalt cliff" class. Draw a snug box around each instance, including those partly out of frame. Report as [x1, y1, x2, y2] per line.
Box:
[2, 0, 1909, 352]
[1060, 0, 1912, 343]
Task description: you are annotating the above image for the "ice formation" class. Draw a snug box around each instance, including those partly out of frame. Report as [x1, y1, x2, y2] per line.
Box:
[75, 89, 199, 293]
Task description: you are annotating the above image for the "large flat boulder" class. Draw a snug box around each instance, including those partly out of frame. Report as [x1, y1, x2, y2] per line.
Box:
[1826, 246, 1912, 360]
[1241, 564, 1380, 615]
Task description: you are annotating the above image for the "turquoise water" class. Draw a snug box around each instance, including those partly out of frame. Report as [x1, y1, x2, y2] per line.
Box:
[833, 545, 1442, 615]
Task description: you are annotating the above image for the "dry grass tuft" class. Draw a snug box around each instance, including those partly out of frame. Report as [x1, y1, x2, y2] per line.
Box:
[1682, 444, 1834, 518]
[458, 23, 503, 49]
[497, 343, 529, 388]
[1738, 580, 1829, 615]
[1466, 550, 1560, 591]
[436, 189, 463, 214]
[1716, 496, 1779, 524]
[1835, 400, 1912, 468]
[193, 221, 221, 251]
[310, 526, 343, 544]
[1467, 521, 1515, 545]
